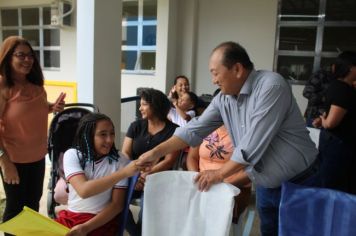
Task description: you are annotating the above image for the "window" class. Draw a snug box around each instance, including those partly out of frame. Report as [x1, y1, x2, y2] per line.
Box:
[274, 0, 356, 84]
[121, 0, 157, 73]
[0, 7, 60, 69]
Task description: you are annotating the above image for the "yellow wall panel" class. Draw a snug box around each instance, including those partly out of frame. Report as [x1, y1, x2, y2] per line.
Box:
[44, 81, 77, 127]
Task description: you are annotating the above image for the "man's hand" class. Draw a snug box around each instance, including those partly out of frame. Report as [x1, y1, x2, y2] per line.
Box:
[136, 150, 157, 171]
[136, 136, 187, 171]
[194, 169, 224, 192]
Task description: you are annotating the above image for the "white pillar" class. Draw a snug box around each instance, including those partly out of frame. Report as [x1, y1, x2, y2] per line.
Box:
[77, 0, 122, 144]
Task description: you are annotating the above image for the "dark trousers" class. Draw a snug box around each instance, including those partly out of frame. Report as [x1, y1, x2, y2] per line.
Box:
[256, 186, 281, 236]
[1, 158, 45, 236]
[318, 129, 354, 193]
[256, 158, 321, 236]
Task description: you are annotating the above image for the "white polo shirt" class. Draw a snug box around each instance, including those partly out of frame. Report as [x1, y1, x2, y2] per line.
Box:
[64, 148, 129, 214]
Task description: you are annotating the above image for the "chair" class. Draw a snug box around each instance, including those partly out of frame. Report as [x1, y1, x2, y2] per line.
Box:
[279, 182, 356, 236]
[142, 171, 240, 236]
[117, 173, 140, 236]
[307, 127, 320, 148]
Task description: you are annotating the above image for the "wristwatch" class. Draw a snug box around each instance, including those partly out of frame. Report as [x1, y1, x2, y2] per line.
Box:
[0, 149, 5, 158]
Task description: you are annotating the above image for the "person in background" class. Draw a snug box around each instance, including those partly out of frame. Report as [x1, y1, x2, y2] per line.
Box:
[186, 124, 251, 236]
[168, 91, 198, 170]
[168, 75, 190, 103]
[168, 75, 207, 115]
[168, 91, 198, 127]
[0, 36, 65, 235]
[55, 113, 138, 236]
[136, 41, 319, 236]
[313, 51, 356, 194]
[121, 88, 179, 236]
[303, 68, 335, 127]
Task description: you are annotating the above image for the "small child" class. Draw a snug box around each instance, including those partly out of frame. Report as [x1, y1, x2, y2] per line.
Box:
[55, 113, 138, 236]
[168, 91, 198, 127]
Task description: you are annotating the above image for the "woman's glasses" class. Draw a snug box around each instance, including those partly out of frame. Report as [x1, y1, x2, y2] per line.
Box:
[12, 52, 35, 61]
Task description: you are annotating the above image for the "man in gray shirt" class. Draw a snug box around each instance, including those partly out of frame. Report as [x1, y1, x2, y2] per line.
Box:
[137, 41, 319, 235]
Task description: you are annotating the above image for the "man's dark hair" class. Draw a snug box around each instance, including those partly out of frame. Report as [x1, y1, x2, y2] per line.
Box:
[139, 88, 171, 121]
[213, 41, 254, 70]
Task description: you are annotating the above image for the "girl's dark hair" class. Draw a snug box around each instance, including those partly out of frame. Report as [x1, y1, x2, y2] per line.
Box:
[73, 112, 118, 169]
[213, 41, 254, 70]
[333, 51, 356, 78]
[173, 75, 189, 85]
[0, 36, 44, 87]
[139, 88, 171, 121]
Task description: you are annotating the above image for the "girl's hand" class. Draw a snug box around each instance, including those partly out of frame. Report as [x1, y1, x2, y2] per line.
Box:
[66, 224, 89, 236]
[0, 155, 20, 184]
[123, 160, 139, 177]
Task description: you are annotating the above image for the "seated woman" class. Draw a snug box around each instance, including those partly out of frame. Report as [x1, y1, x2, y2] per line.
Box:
[122, 88, 180, 236]
[55, 113, 138, 236]
[186, 125, 251, 236]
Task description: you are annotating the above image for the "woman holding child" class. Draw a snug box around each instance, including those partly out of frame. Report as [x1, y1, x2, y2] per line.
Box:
[168, 75, 207, 115]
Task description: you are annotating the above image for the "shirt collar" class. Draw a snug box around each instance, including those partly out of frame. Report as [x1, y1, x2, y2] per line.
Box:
[224, 69, 256, 100]
[240, 69, 256, 96]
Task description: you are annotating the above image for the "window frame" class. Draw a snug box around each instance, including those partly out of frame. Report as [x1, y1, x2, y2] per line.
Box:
[0, 6, 61, 70]
[274, 0, 356, 84]
[121, 0, 157, 75]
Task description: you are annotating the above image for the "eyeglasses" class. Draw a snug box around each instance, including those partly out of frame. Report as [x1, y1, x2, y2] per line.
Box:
[12, 52, 35, 61]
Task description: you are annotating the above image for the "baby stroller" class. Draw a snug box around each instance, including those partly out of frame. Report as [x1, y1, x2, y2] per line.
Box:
[47, 103, 99, 218]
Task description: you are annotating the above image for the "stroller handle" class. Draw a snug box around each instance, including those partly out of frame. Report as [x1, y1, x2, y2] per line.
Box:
[63, 103, 99, 112]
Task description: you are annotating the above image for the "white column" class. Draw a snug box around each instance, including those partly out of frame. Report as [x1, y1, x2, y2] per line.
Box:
[77, 0, 122, 143]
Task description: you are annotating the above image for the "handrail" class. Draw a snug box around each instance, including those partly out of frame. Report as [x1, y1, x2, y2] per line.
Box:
[121, 95, 140, 103]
